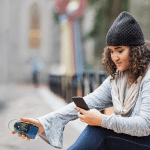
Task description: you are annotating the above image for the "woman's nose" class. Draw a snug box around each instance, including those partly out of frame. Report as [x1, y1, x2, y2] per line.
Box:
[112, 53, 119, 61]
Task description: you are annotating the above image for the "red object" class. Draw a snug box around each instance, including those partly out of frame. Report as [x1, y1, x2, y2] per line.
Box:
[54, 0, 69, 14]
[54, 0, 88, 21]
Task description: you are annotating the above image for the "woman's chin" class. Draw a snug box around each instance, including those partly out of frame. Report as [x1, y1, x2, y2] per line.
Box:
[118, 67, 129, 72]
[117, 68, 123, 72]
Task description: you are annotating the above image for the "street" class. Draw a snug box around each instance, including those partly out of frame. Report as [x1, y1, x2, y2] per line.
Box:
[0, 83, 86, 150]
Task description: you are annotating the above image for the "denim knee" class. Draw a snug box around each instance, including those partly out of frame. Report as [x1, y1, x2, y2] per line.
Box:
[67, 125, 107, 150]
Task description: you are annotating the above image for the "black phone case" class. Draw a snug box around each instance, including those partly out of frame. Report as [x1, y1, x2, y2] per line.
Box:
[72, 97, 90, 110]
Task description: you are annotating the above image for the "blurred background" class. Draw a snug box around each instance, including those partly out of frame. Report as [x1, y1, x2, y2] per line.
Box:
[0, 0, 150, 83]
[0, 0, 150, 149]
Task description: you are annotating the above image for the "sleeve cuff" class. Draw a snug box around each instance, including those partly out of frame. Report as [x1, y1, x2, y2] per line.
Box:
[101, 114, 116, 129]
[37, 113, 64, 149]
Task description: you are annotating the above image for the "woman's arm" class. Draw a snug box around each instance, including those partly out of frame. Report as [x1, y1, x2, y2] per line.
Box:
[37, 75, 113, 148]
[83, 75, 113, 110]
[102, 77, 150, 137]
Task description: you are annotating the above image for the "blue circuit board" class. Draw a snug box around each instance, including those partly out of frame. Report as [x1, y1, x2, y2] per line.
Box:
[14, 121, 39, 139]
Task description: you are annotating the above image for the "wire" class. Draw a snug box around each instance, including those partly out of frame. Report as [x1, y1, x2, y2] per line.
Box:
[8, 119, 20, 132]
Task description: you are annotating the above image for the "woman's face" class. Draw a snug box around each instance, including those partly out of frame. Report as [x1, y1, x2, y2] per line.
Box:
[109, 46, 130, 72]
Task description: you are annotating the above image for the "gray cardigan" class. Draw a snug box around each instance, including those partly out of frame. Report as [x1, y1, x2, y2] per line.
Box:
[37, 68, 150, 149]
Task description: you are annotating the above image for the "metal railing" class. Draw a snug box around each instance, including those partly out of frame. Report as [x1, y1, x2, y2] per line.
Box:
[48, 71, 106, 104]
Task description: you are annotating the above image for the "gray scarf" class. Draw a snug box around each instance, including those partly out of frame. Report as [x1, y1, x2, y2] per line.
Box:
[111, 70, 143, 117]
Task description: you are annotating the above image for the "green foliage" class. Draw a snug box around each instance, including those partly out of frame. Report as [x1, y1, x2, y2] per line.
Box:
[86, 0, 129, 57]
[88, 6, 104, 38]
[88, 0, 101, 6]
[52, 11, 59, 25]
[84, 63, 93, 73]
[121, 0, 129, 11]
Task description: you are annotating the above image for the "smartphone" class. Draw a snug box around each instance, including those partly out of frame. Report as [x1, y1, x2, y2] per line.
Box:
[72, 96, 90, 110]
[14, 121, 39, 139]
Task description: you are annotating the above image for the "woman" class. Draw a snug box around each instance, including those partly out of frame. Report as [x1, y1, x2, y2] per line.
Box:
[12, 11, 150, 149]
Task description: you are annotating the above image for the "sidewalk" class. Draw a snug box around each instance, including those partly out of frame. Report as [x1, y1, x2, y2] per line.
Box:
[0, 83, 86, 150]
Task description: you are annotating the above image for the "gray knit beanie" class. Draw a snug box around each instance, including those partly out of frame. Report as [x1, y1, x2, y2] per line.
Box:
[106, 11, 145, 46]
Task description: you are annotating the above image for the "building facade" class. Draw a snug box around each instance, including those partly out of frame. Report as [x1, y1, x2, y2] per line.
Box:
[0, 0, 61, 83]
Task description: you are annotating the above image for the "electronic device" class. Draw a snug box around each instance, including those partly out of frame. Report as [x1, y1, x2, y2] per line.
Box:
[72, 96, 90, 110]
[13, 121, 39, 139]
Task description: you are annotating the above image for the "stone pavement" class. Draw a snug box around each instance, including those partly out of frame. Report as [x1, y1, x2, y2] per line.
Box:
[0, 83, 86, 150]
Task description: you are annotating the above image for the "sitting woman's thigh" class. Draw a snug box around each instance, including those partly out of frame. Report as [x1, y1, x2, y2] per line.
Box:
[68, 126, 150, 150]
[67, 125, 108, 150]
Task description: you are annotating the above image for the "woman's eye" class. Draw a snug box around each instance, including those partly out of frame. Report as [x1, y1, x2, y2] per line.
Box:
[118, 50, 123, 53]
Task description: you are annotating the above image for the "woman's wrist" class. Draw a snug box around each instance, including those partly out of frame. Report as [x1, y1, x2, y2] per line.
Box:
[97, 112, 103, 126]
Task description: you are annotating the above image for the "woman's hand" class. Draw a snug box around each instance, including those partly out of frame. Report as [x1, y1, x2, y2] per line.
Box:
[12, 117, 44, 141]
[74, 107, 103, 126]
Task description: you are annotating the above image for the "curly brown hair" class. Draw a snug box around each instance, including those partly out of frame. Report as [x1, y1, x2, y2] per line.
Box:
[102, 42, 150, 85]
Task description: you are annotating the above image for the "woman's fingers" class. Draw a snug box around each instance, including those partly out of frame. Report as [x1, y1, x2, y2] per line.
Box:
[20, 117, 40, 128]
[21, 135, 26, 139]
[12, 131, 16, 134]
[74, 107, 87, 115]
[78, 114, 85, 122]
[20, 117, 35, 124]
[78, 112, 84, 118]
[20, 117, 28, 122]
[15, 133, 30, 141]
[26, 138, 30, 142]
[18, 134, 22, 137]
[20, 117, 44, 135]
[12, 131, 27, 140]
[78, 112, 86, 123]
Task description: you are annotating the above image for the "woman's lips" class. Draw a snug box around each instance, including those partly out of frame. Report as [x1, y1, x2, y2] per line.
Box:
[116, 62, 122, 66]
